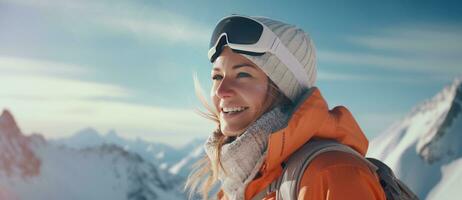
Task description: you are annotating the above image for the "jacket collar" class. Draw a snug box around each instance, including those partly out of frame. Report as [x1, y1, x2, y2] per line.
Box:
[264, 86, 369, 174]
[242, 87, 369, 199]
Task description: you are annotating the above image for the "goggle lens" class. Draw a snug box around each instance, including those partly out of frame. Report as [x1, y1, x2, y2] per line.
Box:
[209, 16, 264, 49]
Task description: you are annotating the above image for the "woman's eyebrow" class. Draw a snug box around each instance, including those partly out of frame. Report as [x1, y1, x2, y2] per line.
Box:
[213, 63, 257, 71]
[232, 63, 257, 70]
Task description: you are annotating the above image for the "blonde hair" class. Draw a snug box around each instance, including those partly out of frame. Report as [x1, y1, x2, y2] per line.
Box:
[184, 74, 291, 200]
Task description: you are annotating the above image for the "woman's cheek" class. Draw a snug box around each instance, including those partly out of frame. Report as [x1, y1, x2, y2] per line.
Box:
[211, 92, 220, 112]
[253, 84, 269, 101]
[255, 84, 267, 93]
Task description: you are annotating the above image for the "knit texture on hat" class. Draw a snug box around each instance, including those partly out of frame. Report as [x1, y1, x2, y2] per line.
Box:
[239, 16, 317, 102]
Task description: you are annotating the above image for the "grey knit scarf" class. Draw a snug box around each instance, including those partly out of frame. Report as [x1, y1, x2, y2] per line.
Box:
[204, 106, 290, 200]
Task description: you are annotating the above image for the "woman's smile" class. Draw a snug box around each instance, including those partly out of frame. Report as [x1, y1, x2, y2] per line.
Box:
[221, 106, 249, 114]
[211, 46, 272, 137]
[220, 106, 249, 121]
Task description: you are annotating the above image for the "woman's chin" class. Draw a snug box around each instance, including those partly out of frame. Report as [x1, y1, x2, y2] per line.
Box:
[221, 126, 246, 137]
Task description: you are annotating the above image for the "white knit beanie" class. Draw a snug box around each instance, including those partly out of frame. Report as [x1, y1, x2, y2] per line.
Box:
[239, 16, 317, 102]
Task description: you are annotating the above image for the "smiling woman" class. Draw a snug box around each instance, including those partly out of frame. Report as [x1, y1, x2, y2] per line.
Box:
[211, 47, 289, 137]
[185, 15, 387, 200]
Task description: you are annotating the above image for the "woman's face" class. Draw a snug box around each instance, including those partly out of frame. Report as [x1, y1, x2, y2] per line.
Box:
[211, 46, 270, 137]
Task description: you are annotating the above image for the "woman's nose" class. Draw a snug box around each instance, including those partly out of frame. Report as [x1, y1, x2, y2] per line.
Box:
[216, 78, 234, 99]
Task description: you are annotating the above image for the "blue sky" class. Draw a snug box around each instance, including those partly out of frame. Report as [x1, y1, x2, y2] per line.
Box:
[1, 0, 461, 147]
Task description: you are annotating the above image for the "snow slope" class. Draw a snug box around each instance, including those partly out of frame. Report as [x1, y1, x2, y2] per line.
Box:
[368, 78, 462, 200]
[53, 128, 206, 178]
[169, 143, 204, 176]
[0, 110, 186, 200]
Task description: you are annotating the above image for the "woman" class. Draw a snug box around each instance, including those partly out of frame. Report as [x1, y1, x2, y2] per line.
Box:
[186, 15, 386, 200]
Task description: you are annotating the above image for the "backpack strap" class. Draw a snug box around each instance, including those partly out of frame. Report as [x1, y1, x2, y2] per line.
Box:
[251, 172, 283, 200]
[366, 158, 419, 200]
[252, 139, 378, 200]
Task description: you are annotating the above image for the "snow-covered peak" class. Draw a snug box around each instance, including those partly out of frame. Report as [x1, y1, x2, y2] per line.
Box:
[55, 127, 104, 149]
[368, 77, 462, 199]
[0, 110, 15, 124]
[408, 78, 461, 117]
[0, 109, 20, 134]
[0, 109, 41, 178]
[73, 127, 103, 141]
[369, 78, 462, 164]
[417, 78, 462, 163]
[105, 129, 124, 143]
[0, 110, 186, 200]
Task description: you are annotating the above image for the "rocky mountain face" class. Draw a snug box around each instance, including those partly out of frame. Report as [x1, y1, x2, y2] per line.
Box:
[0, 110, 41, 178]
[368, 78, 462, 200]
[417, 80, 462, 164]
[0, 111, 186, 200]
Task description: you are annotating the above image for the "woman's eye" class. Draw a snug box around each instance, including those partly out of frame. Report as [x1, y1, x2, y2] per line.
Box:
[212, 74, 223, 80]
[237, 72, 251, 78]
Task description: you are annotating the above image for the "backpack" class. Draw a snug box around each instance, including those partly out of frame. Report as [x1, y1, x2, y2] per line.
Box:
[252, 139, 419, 200]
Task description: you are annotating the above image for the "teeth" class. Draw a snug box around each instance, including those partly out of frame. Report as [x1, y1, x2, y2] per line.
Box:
[222, 107, 247, 113]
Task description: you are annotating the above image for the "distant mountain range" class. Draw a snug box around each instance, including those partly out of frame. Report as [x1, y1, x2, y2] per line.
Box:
[51, 127, 206, 178]
[0, 111, 187, 200]
[1, 77, 461, 200]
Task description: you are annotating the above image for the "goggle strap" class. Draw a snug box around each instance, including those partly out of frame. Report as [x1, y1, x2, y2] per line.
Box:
[271, 37, 312, 88]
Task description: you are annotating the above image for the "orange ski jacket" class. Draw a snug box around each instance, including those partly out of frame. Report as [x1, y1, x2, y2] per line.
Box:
[218, 87, 386, 200]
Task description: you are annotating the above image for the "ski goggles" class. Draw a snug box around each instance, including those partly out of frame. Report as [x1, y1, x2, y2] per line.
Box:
[208, 15, 311, 88]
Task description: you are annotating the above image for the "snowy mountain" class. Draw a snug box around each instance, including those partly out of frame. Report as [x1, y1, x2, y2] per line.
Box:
[368, 77, 462, 200]
[52, 128, 206, 178]
[0, 110, 186, 200]
[0, 110, 41, 179]
[168, 141, 205, 177]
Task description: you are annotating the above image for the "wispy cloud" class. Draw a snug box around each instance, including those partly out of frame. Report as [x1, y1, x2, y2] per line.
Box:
[0, 56, 89, 77]
[318, 50, 461, 74]
[5, 0, 211, 46]
[349, 25, 462, 55]
[318, 24, 462, 76]
[4, 97, 212, 145]
[99, 15, 210, 45]
[318, 71, 368, 81]
[317, 68, 449, 84]
[0, 56, 213, 145]
[0, 74, 129, 100]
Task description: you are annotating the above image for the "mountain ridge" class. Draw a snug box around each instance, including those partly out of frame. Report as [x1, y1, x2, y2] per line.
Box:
[0, 109, 41, 178]
[368, 77, 462, 199]
[0, 110, 186, 200]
